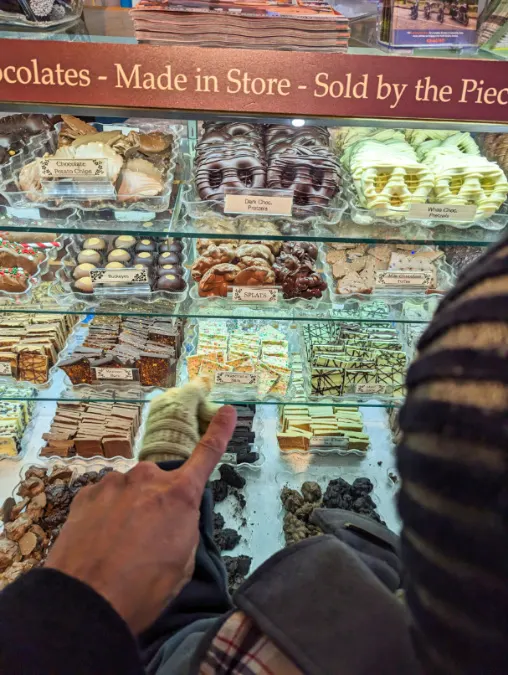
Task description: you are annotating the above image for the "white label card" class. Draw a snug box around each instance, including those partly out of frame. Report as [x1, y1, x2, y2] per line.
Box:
[90, 268, 149, 286]
[0, 363, 12, 376]
[309, 436, 349, 448]
[221, 453, 238, 465]
[224, 188, 293, 216]
[115, 211, 156, 223]
[232, 287, 278, 303]
[94, 367, 136, 381]
[39, 158, 108, 180]
[355, 383, 387, 395]
[409, 203, 477, 222]
[214, 371, 258, 386]
[375, 270, 433, 288]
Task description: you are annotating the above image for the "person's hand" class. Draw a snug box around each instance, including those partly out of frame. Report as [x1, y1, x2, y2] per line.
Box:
[45, 405, 237, 635]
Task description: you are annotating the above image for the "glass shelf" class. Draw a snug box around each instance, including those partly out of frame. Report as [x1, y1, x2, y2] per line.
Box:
[0, 303, 433, 323]
[0, 390, 401, 407]
[1, 204, 504, 248]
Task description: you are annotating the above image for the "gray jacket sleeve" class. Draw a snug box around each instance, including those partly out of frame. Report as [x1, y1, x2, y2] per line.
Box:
[153, 535, 420, 675]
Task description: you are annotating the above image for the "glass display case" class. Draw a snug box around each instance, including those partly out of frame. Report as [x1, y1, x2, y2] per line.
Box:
[0, 6, 507, 586]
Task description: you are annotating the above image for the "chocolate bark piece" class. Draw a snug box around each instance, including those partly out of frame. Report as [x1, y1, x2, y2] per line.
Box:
[41, 440, 75, 458]
[147, 327, 180, 351]
[18, 351, 48, 385]
[102, 437, 132, 459]
[59, 356, 92, 385]
[137, 353, 174, 387]
[74, 438, 104, 458]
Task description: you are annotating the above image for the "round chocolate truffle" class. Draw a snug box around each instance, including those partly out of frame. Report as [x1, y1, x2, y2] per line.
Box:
[135, 238, 156, 253]
[160, 239, 184, 253]
[82, 237, 106, 252]
[74, 277, 94, 294]
[108, 249, 131, 264]
[133, 252, 154, 267]
[105, 261, 125, 270]
[114, 235, 136, 250]
[73, 263, 96, 280]
[157, 273, 186, 292]
[158, 251, 181, 265]
[77, 249, 102, 265]
[157, 264, 184, 277]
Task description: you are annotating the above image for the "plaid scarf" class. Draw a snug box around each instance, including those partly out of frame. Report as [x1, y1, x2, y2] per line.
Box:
[199, 611, 302, 675]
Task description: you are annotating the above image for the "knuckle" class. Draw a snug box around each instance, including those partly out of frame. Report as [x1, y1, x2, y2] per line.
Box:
[170, 475, 201, 508]
[127, 462, 161, 482]
[195, 437, 220, 455]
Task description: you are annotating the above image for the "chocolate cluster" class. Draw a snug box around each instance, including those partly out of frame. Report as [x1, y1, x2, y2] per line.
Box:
[70, 235, 186, 296]
[0, 466, 112, 590]
[192, 238, 326, 300]
[195, 123, 340, 213]
[281, 476, 383, 547]
[58, 315, 184, 388]
[0, 114, 59, 166]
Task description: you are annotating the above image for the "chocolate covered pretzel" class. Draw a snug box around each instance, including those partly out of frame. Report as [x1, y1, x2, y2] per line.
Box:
[267, 145, 340, 207]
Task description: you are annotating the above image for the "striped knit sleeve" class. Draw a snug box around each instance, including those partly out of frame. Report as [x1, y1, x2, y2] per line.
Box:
[396, 238, 508, 675]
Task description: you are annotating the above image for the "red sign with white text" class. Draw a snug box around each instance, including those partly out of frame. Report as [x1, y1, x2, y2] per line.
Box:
[0, 40, 507, 123]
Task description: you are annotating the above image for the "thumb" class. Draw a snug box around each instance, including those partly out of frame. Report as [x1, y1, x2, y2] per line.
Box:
[180, 405, 237, 490]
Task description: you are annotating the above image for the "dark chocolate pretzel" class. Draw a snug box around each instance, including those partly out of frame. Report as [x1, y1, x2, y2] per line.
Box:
[265, 125, 329, 148]
[195, 154, 266, 201]
[203, 122, 263, 140]
[267, 131, 331, 159]
[268, 146, 340, 202]
[196, 142, 265, 164]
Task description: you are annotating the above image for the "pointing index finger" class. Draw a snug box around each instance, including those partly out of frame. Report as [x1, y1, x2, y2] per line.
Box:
[179, 405, 237, 490]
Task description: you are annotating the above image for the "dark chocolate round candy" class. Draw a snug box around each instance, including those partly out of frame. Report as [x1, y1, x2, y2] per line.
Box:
[158, 252, 181, 265]
[159, 240, 184, 254]
[157, 264, 184, 277]
[169, 242, 184, 254]
[135, 239, 156, 253]
[133, 252, 154, 267]
[156, 273, 186, 292]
